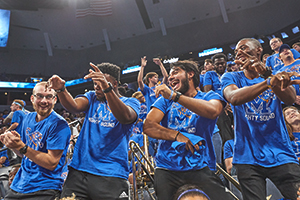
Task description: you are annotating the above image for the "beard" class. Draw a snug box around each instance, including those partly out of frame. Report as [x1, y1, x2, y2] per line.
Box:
[177, 73, 190, 94]
[33, 103, 54, 117]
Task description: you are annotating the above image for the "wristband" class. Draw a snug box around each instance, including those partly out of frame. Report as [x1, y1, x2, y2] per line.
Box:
[102, 82, 113, 93]
[174, 131, 180, 141]
[168, 90, 174, 100]
[173, 91, 182, 102]
[55, 85, 66, 93]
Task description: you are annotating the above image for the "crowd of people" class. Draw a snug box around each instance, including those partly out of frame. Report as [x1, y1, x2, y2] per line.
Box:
[0, 38, 299, 200]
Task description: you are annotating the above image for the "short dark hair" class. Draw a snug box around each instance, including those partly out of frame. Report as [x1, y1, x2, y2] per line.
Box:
[97, 62, 121, 84]
[170, 60, 200, 88]
[212, 53, 227, 63]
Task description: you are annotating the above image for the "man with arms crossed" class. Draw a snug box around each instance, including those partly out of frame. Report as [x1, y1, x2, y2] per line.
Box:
[47, 62, 140, 200]
[0, 82, 71, 200]
[221, 38, 300, 200]
[143, 60, 233, 200]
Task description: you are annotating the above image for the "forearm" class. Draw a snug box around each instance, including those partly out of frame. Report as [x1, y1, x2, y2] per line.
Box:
[6, 123, 19, 132]
[143, 118, 178, 141]
[176, 96, 223, 119]
[24, 147, 61, 171]
[106, 91, 137, 124]
[137, 67, 145, 90]
[57, 89, 84, 114]
[159, 63, 168, 84]
[272, 85, 296, 105]
[225, 80, 268, 106]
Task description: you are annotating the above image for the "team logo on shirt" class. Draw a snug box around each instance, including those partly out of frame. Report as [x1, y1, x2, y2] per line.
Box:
[89, 103, 115, 127]
[245, 90, 276, 121]
[25, 127, 44, 149]
[169, 103, 196, 133]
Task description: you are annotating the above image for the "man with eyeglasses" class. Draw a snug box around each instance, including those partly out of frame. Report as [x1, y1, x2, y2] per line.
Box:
[0, 81, 71, 200]
[47, 62, 140, 200]
[266, 37, 300, 74]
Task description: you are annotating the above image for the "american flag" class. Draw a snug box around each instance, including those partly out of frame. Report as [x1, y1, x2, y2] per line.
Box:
[76, 0, 113, 18]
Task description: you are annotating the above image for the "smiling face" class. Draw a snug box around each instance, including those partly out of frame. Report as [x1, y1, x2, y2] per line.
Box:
[31, 83, 57, 118]
[279, 48, 293, 63]
[168, 66, 190, 94]
[234, 39, 262, 71]
[284, 107, 300, 125]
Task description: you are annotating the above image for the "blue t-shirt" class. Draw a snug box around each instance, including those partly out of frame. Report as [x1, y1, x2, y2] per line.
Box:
[11, 110, 27, 134]
[11, 111, 71, 193]
[223, 139, 234, 159]
[152, 90, 225, 171]
[199, 74, 204, 89]
[139, 83, 162, 113]
[203, 71, 222, 95]
[0, 147, 9, 167]
[291, 132, 300, 159]
[266, 49, 300, 73]
[70, 91, 140, 180]
[221, 71, 298, 167]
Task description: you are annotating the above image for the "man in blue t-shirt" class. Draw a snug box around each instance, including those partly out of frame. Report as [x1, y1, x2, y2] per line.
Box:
[48, 62, 140, 200]
[276, 44, 300, 106]
[137, 56, 168, 112]
[0, 82, 71, 200]
[6, 99, 27, 134]
[221, 38, 300, 200]
[266, 37, 300, 74]
[143, 60, 233, 200]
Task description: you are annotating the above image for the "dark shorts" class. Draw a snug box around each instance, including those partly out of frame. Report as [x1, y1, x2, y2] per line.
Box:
[61, 167, 129, 200]
[154, 167, 234, 200]
[236, 163, 300, 200]
[5, 189, 60, 200]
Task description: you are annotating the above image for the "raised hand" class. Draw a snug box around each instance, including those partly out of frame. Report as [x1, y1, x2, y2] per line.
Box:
[46, 75, 66, 91]
[84, 62, 109, 90]
[271, 71, 300, 90]
[153, 58, 162, 66]
[235, 49, 266, 75]
[141, 56, 147, 68]
[155, 84, 173, 99]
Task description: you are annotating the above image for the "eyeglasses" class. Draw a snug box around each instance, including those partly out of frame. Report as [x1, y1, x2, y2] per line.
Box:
[285, 109, 298, 116]
[33, 94, 55, 100]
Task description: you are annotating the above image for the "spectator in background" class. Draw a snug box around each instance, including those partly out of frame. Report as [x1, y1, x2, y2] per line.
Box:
[276, 44, 300, 107]
[0, 142, 9, 167]
[266, 37, 300, 73]
[262, 54, 270, 64]
[137, 56, 168, 112]
[0, 112, 4, 125]
[174, 184, 210, 200]
[122, 83, 135, 97]
[0, 81, 71, 200]
[283, 106, 300, 161]
[203, 53, 227, 95]
[227, 61, 240, 72]
[223, 139, 235, 175]
[5, 100, 27, 134]
[292, 42, 300, 53]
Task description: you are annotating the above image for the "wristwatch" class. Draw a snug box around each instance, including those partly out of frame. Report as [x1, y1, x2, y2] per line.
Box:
[19, 145, 28, 155]
[173, 91, 182, 102]
[102, 82, 113, 93]
[55, 85, 66, 93]
[259, 67, 272, 79]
